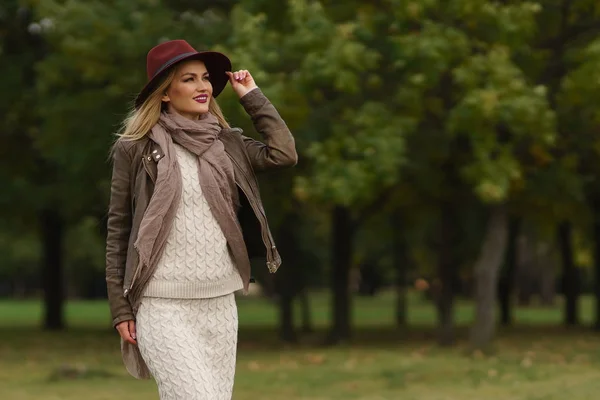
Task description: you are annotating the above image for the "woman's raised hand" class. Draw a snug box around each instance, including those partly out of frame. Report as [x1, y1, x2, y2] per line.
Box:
[226, 70, 258, 99]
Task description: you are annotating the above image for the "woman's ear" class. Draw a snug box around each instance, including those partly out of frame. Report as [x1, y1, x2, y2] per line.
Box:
[162, 92, 170, 103]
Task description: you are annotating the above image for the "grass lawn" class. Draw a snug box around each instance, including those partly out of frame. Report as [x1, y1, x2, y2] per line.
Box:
[1, 291, 600, 399]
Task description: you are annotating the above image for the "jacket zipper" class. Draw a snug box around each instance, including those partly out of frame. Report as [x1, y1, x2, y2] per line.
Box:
[142, 155, 156, 183]
[235, 181, 271, 253]
[229, 156, 278, 271]
[124, 257, 142, 297]
[230, 155, 267, 219]
[124, 156, 154, 297]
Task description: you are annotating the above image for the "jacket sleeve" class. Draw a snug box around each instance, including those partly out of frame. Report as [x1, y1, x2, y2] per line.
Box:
[239, 88, 298, 172]
[105, 140, 135, 327]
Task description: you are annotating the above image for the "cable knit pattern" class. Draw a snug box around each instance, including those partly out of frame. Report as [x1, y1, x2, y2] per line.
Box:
[136, 295, 238, 400]
[144, 144, 244, 298]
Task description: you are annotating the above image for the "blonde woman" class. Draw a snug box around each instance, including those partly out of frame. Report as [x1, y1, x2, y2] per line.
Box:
[105, 39, 297, 399]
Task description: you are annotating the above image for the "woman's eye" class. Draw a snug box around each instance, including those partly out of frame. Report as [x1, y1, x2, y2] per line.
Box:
[184, 78, 193, 82]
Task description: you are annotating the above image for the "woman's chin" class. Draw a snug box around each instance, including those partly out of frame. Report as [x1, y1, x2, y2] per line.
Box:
[192, 104, 210, 115]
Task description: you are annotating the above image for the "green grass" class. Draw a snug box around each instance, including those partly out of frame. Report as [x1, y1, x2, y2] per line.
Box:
[1, 292, 600, 399]
[1, 291, 595, 328]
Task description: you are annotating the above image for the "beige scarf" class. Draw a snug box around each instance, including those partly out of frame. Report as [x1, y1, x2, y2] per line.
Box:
[130, 111, 250, 309]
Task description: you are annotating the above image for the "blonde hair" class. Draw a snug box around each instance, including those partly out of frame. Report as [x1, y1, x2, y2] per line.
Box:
[117, 68, 230, 142]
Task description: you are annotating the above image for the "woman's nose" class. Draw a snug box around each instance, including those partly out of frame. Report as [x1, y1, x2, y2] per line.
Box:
[197, 79, 210, 91]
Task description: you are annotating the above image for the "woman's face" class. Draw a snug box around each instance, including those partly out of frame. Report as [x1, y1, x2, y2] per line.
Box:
[162, 60, 213, 120]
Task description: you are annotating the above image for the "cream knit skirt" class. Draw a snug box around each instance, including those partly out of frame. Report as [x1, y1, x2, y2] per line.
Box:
[136, 294, 238, 400]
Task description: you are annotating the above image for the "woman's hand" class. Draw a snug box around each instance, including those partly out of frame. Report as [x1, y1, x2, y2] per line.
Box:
[116, 320, 137, 345]
[226, 69, 258, 99]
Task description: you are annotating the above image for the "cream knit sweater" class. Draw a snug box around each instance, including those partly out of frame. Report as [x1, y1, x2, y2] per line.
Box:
[143, 144, 244, 298]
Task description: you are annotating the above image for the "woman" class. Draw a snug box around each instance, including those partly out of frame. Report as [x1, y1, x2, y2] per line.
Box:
[105, 39, 297, 399]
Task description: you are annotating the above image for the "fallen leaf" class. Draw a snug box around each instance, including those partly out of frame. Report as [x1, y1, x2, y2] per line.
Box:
[305, 353, 325, 365]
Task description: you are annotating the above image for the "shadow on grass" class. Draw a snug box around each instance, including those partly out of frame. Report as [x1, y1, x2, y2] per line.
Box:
[0, 324, 598, 352]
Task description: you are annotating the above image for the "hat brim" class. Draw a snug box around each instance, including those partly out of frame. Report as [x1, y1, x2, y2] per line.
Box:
[135, 51, 232, 109]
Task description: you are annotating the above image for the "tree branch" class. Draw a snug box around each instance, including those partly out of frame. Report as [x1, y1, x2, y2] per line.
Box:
[539, 21, 600, 51]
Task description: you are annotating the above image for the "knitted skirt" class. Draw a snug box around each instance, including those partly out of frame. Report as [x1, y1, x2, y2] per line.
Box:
[136, 293, 238, 400]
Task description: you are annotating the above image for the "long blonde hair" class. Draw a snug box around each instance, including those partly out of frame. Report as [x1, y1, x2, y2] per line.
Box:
[117, 68, 230, 142]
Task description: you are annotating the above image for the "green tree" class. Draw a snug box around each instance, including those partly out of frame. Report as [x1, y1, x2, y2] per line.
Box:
[357, 0, 555, 349]
[0, 1, 66, 329]
[208, 0, 411, 343]
[547, 0, 600, 327]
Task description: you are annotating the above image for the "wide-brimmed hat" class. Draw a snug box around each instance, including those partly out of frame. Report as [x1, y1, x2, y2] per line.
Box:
[135, 39, 232, 109]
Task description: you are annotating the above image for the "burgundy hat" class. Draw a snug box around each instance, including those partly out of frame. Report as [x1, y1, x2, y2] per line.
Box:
[135, 39, 232, 109]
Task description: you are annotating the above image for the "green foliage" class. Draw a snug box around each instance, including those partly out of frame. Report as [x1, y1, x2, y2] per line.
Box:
[390, 2, 556, 205]
[450, 46, 556, 202]
[558, 36, 600, 182]
[296, 104, 408, 206]
[0, 230, 40, 285]
[225, 0, 409, 208]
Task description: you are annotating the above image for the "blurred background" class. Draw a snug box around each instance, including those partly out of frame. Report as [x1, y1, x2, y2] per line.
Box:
[2, 0, 600, 399]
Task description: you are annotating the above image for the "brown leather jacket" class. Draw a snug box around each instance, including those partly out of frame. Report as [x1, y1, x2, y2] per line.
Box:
[105, 88, 297, 329]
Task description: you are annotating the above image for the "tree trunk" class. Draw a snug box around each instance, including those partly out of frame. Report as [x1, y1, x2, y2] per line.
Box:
[392, 211, 408, 327]
[517, 289, 533, 306]
[436, 262, 454, 346]
[327, 206, 353, 344]
[469, 204, 509, 352]
[592, 200, 600, 330]
[515, 232, 535, 306]
[499, 216, 520, 326]
[299, 290, 313, 333]
[279, 294, 296, 342]
[559, 221, 579, 326]
[41, 208, 65, 330]
[539, 245, 557, 307]
[436, 203, 457, 346]
[274, 212, 300, 343]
